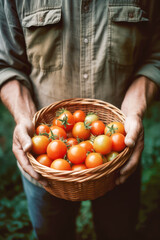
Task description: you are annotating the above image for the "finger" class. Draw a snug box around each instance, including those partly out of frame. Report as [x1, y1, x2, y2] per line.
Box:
[116, 133, 144, 185]
[13, 136, 48, 187]
[124, 115, 143, 148]
[15, 123, 35, 152]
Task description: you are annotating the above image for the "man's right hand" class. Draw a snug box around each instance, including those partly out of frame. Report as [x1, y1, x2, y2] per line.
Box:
[0, 80, 48, 187]
[13, 119, 49, 186]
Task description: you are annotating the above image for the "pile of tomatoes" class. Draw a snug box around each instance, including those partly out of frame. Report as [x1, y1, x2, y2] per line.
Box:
[31, 108, 126, 171]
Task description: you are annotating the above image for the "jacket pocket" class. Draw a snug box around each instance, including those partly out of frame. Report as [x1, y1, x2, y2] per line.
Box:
[107, 5, 149, 66]
[22, 7, 62, 71]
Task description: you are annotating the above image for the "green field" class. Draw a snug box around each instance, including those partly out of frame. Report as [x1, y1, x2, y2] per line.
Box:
[0, 101, 160, 240]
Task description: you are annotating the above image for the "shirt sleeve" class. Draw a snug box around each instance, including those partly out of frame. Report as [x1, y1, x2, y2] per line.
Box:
[135, 2, 160, 89]
[0, 0, 32, 92]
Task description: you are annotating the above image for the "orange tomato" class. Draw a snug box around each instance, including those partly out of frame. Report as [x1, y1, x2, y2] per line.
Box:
[91, 120, 105, 136]
[66, 138, 78, 148]
[93, 135, 112, 155]
[72, 122, 91, 140]
[32, 135, 49, 155]
[50, 159, 71, 170]
[104, 122, 125, 136]
[52, 117, 58, 126]
[79, 141, 93, 153]
[73, 110, 86, 123]
[71, 164, 87, 171]
[36, 124, 50, 135]
[85, 152, 103, 168]
[56, 110, 75, 132]
[49, 126, 67, 140]
[47, 140, 67, 160]
[67, 145, 86, 164]
[36, 154, 53, 167]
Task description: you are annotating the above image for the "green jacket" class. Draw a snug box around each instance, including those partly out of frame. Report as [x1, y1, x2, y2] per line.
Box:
[0, 0, 160, 109]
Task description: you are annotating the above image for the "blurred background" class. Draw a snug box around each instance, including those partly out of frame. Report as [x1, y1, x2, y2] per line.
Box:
[0, 100, 160, 240]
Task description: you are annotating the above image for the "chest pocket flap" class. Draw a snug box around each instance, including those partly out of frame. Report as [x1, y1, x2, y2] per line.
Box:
[110, 6, 149, 22]
[108, 6, 149, 66]
[22, 7, 62, 71]
[22, 8, 61, 27]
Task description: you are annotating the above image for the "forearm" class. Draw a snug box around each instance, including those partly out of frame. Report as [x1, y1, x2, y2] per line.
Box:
[121, 76, 159, 118]
[0, 80, 36, 123]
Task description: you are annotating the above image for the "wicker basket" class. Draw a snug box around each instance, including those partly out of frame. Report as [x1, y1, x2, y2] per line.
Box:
[27, 98, 132, 201]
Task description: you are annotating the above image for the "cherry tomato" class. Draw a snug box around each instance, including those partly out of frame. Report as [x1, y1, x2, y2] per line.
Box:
[36, 124, 50, 135]
[85, 113, 99, 124]
[71, 164, 87, 171]
[52, 117, 58, 126]
[111, 133, 126, 152]
[104, 122, 125, 136]
[73, 110, 86, 123]
[56, 110, 75, 132]
[49, 126, 67, 140]
[66, 138, 78, 148]
[67, 145, 86, 164]
[32, 135, 49, 155]
[72, 122, 91, 140]
[91, 120, 105, 136]
[85, 152, 103, 168]
[47, 140, 67, 160]
[79, 141, 94, 153]
[93, 135, 112, 155]
[36, 154, 53, 167]
[50, 159, 71, 170]
[103, 151, 119, 163]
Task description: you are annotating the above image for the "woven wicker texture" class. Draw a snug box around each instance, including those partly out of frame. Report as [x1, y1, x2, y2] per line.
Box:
[27, 98, 132, 201]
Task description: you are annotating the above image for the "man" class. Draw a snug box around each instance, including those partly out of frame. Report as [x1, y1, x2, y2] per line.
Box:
[0, 0, 160, 239]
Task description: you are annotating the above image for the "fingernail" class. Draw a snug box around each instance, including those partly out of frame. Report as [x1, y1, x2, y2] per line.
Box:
[23, 143, 31, 152]
[125, 138, 135, 147]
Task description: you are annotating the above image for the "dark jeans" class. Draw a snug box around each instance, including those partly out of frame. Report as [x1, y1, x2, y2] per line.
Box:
[22, 165, 141, 240]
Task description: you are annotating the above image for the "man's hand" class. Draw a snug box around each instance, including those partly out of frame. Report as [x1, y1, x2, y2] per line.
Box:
[116, 76, 159, 185]
[13, 119, 49, 187]
[115, 114, 144, 185]
[1, 80, 48, 187]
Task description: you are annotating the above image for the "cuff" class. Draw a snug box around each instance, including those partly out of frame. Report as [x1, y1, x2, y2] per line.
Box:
[0, 67, 32, 93]
[135, 64, 160, 89]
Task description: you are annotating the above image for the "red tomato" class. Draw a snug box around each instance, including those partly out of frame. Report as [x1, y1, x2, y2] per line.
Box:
[67, 145, 86, 164]
[91, 120, 105, 136]
[50, 159, 71, 170]
[49, 126, 67, 140]
[47, 140, 67, 160]
[73, 110, 86, 123]
[111, 133, 126, 152]
[104, 122, 125, 136]
[72, 122, 91, 140]
[36, 124, 50, 135]
[71, 164, 87, 171]
[36, 154, 53, 167]
[93, 135, 112, 155]
[85, 152, 103, 168]
[32, 135, 49, 155]
[56, 110, 75, 132]
[66, 138, 78, 148]
[79, 141, 93, 153]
